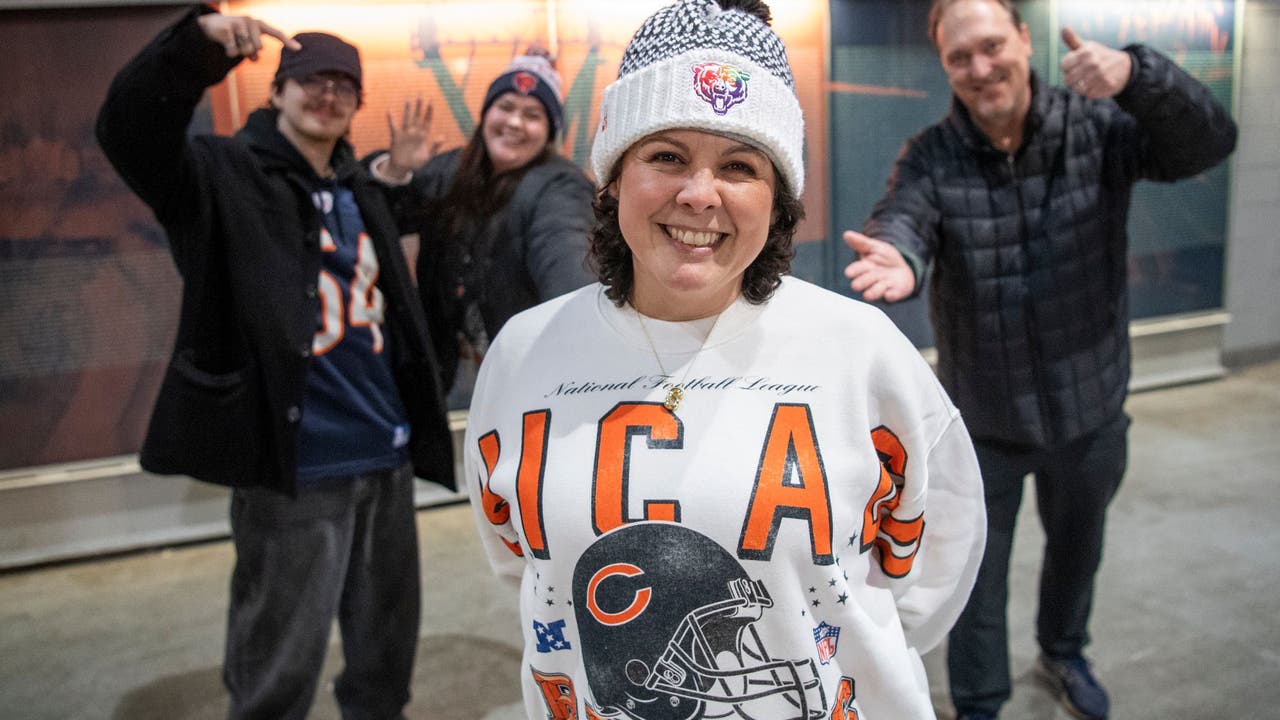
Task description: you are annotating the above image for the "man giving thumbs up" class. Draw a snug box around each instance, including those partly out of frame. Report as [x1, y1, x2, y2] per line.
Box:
[842, 1, 1237, 718]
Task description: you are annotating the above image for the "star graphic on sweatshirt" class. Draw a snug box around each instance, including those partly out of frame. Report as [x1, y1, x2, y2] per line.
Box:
[837, 593, 849, 605]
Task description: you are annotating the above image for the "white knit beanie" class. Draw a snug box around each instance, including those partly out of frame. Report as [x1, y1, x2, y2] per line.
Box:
[590, 0, 805, 196]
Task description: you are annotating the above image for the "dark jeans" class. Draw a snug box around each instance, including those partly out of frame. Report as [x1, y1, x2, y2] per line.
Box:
[948, 413, 1129, 716]
[223, 462, 420, 720]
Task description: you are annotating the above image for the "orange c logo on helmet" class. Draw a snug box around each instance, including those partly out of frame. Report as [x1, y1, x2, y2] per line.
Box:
[587, 562, 651, 626]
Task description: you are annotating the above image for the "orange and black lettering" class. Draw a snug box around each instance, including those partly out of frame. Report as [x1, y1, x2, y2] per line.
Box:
[476, 431, 508, 525]
[739, 404, 834, 565]
[476, 429, 523, 557]
[830, 676, 861, 720]
[592, 402, 683, 536]
[860, 426, 907, 552]
[531, 669, 579, 720]
[859, 425, 924, 578]
[518, 410, 552, 559]
[876, 513, 925, 577]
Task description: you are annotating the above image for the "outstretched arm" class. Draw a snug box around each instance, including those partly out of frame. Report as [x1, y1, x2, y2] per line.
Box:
[1060, 26, 1237, 181]
[522, 167, 598, 300]
[843, 230, 917, 303]
[95, 8, 296, 230]
[843, 139, 940, 301]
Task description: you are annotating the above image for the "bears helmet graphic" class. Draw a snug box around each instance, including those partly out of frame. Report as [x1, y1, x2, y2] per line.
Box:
[572, 522, 826, 720]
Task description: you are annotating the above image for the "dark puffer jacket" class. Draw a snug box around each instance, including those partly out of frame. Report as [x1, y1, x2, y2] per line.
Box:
[866, 46, 1236, 448]
[96, 8, 455, 492]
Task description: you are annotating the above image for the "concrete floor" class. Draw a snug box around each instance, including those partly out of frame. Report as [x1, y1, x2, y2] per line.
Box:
[0, 360, 1277, 720]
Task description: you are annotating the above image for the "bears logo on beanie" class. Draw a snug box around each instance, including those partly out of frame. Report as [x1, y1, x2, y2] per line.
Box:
[591, 0, 805, 195]
[482, 52, 565, 141]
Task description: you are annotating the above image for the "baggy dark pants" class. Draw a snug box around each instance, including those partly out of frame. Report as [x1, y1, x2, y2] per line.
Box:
[948, 412, 1128, 716]
[223, 462, 420, 720]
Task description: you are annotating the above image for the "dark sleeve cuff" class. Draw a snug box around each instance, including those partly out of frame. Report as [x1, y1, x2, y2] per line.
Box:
[1112, 45, 1145, 103]
[161, 5, 244, 87]
[897, 245, 927, 298]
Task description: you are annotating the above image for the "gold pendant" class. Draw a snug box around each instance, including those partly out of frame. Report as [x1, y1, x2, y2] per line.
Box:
[664, 386, 684, 412]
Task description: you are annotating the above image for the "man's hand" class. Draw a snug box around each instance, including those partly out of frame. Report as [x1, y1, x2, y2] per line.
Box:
[197, 13, 299, 62]
[1060, 27, 1132, 99]
[385, 98, 442, 179]
[843, 230, 916, 302]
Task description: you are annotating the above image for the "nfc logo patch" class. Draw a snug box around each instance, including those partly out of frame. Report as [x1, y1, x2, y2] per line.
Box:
[533, 619, 573, 653]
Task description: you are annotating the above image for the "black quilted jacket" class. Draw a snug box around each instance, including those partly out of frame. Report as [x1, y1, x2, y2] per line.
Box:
[866, 46, 1236, 448]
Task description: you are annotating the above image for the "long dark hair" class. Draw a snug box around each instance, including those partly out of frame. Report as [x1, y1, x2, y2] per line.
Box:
[589, 158, 805, 308]
[436, 106, 554, 239]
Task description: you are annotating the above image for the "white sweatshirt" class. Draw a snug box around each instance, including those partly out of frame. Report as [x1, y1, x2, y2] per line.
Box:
[464, 277, 985, 720]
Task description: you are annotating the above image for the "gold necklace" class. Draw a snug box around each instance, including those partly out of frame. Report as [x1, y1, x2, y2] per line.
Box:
[635, 310, 719, 412]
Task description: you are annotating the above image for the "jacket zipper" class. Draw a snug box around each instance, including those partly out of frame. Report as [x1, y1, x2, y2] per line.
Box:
[1009, 154, 1053, 443]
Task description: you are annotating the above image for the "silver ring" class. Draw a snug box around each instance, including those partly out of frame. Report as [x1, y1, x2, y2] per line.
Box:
[234, 34, 251, 46]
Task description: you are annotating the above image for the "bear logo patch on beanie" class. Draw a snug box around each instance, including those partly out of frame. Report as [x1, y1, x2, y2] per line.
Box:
[691, 61, 750, 115]
[513, 71, 538, 96]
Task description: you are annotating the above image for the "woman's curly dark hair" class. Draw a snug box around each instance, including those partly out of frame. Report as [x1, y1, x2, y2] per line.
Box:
[589, 158, 805, 308]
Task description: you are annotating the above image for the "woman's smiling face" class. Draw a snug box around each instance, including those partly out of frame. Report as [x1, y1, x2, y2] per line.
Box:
[611, 129, 777, 321]
[482, 92, 550, 175]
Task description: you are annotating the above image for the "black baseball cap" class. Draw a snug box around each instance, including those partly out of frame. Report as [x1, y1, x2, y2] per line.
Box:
[274, 32, 362, 89]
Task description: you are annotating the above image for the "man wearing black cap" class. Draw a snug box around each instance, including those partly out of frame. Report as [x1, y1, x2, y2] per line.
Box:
[97, 7, 452, 719]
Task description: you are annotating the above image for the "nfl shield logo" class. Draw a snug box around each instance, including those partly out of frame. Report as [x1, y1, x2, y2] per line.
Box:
[813, 621, 841, 665]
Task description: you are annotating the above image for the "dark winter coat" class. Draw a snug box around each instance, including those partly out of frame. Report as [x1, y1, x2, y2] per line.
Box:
[866, 46, 1237, 448]
[394, 147, 596, 392]
[95, 8, 455, 492]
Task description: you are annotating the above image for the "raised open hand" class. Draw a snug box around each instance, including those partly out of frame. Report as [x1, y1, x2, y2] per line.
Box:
[385, 98, 442, 179]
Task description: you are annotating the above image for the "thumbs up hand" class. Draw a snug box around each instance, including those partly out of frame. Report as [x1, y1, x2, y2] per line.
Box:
[1059, 27, 1132, 99]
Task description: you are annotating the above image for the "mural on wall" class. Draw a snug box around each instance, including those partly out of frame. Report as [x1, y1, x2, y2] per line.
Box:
[0, 0, 829, 471]
[0, 7, 192, 472]
[0, 0, 1238, 472]
[217, 0, 830, 244]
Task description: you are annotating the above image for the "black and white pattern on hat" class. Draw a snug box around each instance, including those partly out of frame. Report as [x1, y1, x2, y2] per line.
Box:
[617, 0, 795, 90]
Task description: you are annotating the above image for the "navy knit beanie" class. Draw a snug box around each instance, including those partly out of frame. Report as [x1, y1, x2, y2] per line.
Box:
[481, 52, 565, 140]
